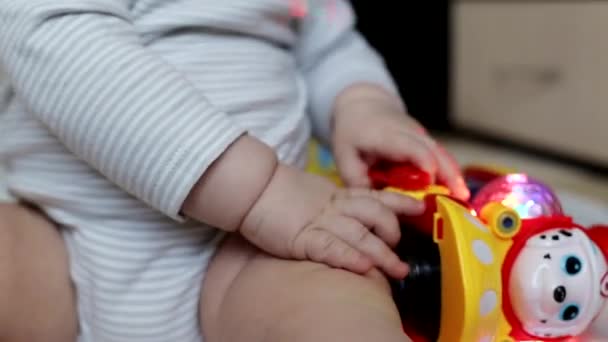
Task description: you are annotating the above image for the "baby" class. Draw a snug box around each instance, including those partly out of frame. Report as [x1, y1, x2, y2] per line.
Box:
[0, 1, 469, 341]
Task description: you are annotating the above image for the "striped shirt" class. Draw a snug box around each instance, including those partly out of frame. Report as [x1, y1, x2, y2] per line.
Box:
[0, 1, 398, 340]
[0, 0, 397, 220]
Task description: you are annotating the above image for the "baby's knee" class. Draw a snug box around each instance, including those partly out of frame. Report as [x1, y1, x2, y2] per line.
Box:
[288, 262, 396, 319]
[205, 248, 404, 342]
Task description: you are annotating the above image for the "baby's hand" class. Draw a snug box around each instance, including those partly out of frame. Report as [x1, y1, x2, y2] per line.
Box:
[239, 165, 424, 279]
[331, 84, 470, 200]
[293, 186, 423, 279]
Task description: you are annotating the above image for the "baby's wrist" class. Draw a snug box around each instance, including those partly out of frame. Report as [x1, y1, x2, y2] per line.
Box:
[333, 83, 404, 115]
[182, 134, 279, 231]
[330, 83, 405, 137]
[239, 164, 336, 242]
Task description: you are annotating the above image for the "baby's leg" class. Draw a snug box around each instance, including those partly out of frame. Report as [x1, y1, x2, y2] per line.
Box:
[0, 203, 77, 342]
[201, 234, 410, 342]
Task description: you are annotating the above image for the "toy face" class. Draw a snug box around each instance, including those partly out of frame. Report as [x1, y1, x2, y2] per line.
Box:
[509, 228, 608, 339]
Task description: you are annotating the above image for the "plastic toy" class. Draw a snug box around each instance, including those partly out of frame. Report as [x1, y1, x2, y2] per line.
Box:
[305, 140, 608, 342]
[375, 163, 608, 342]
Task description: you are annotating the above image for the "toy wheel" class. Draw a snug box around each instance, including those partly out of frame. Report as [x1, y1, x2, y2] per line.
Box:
[480, 202, 521, 239]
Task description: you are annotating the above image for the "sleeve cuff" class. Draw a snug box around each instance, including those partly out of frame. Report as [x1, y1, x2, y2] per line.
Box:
[155, 116, 246, 222]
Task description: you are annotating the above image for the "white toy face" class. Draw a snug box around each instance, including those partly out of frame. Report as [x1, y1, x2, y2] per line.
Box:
[509, 228, 608, 339]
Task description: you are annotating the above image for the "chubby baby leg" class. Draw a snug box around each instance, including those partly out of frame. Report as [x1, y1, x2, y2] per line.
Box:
[0, 203, 77, 342]
[201, 234, 410, 342]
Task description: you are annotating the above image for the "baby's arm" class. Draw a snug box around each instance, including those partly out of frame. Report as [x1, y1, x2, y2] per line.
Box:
[0, 0, 250, 221]
[294, 0, 401, 146]
[185, 143, 420, 279]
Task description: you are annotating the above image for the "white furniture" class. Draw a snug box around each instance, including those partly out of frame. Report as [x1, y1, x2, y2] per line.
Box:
[452, 1, 608, 167]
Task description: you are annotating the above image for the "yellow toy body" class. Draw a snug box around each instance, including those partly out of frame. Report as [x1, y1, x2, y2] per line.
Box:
[387, 186, 519, 342]
[432, 196, 518, 342]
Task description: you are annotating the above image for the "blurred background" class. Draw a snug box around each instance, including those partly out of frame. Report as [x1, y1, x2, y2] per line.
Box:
[353, 1, 607, 216]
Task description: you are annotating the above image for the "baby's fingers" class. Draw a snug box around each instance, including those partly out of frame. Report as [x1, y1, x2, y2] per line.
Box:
[391, 132, 439, 177]
[413, 134, 470, 201]
[292, 227, 373, 275]
[371, 189, 425, 216]
[336, 195, 402, 247]
[343, 188, 425, 216]
[331, 216, 409, 279]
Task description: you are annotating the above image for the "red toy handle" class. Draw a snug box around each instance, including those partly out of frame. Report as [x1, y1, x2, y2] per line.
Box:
[368, 161, 432, 191]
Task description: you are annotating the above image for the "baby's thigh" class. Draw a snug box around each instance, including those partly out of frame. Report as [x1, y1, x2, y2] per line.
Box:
[0, 203, 77, 342]
[201, 234, 410, 342]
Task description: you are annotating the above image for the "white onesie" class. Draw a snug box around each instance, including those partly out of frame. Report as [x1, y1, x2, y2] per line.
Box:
[0, 0, 398, 340]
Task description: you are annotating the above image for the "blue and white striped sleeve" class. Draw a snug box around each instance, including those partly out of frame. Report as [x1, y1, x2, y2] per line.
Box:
[294, 0, 402, 146]
[0, 1, 246, 220]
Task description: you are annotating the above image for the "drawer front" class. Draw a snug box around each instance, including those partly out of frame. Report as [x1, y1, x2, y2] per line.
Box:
[452, 2, 608, 166]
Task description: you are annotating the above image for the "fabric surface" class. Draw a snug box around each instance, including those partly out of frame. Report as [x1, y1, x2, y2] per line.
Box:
[0, 0, 397, 220]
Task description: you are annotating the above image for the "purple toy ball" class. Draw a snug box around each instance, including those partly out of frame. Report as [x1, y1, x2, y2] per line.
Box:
[470, 173, 564, 219]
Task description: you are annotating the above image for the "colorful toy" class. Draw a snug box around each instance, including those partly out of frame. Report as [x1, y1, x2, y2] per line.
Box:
[305, 140, 608, 342]
[379, 163, 608, 342]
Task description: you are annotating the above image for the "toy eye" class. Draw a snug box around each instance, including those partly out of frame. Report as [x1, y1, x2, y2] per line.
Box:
[498, 213, 517, 232]
[559, 304, 579, 321]
[480, 203, 521, 239]
[493, 211, 520, 239]
[561, 255, 582, 275]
